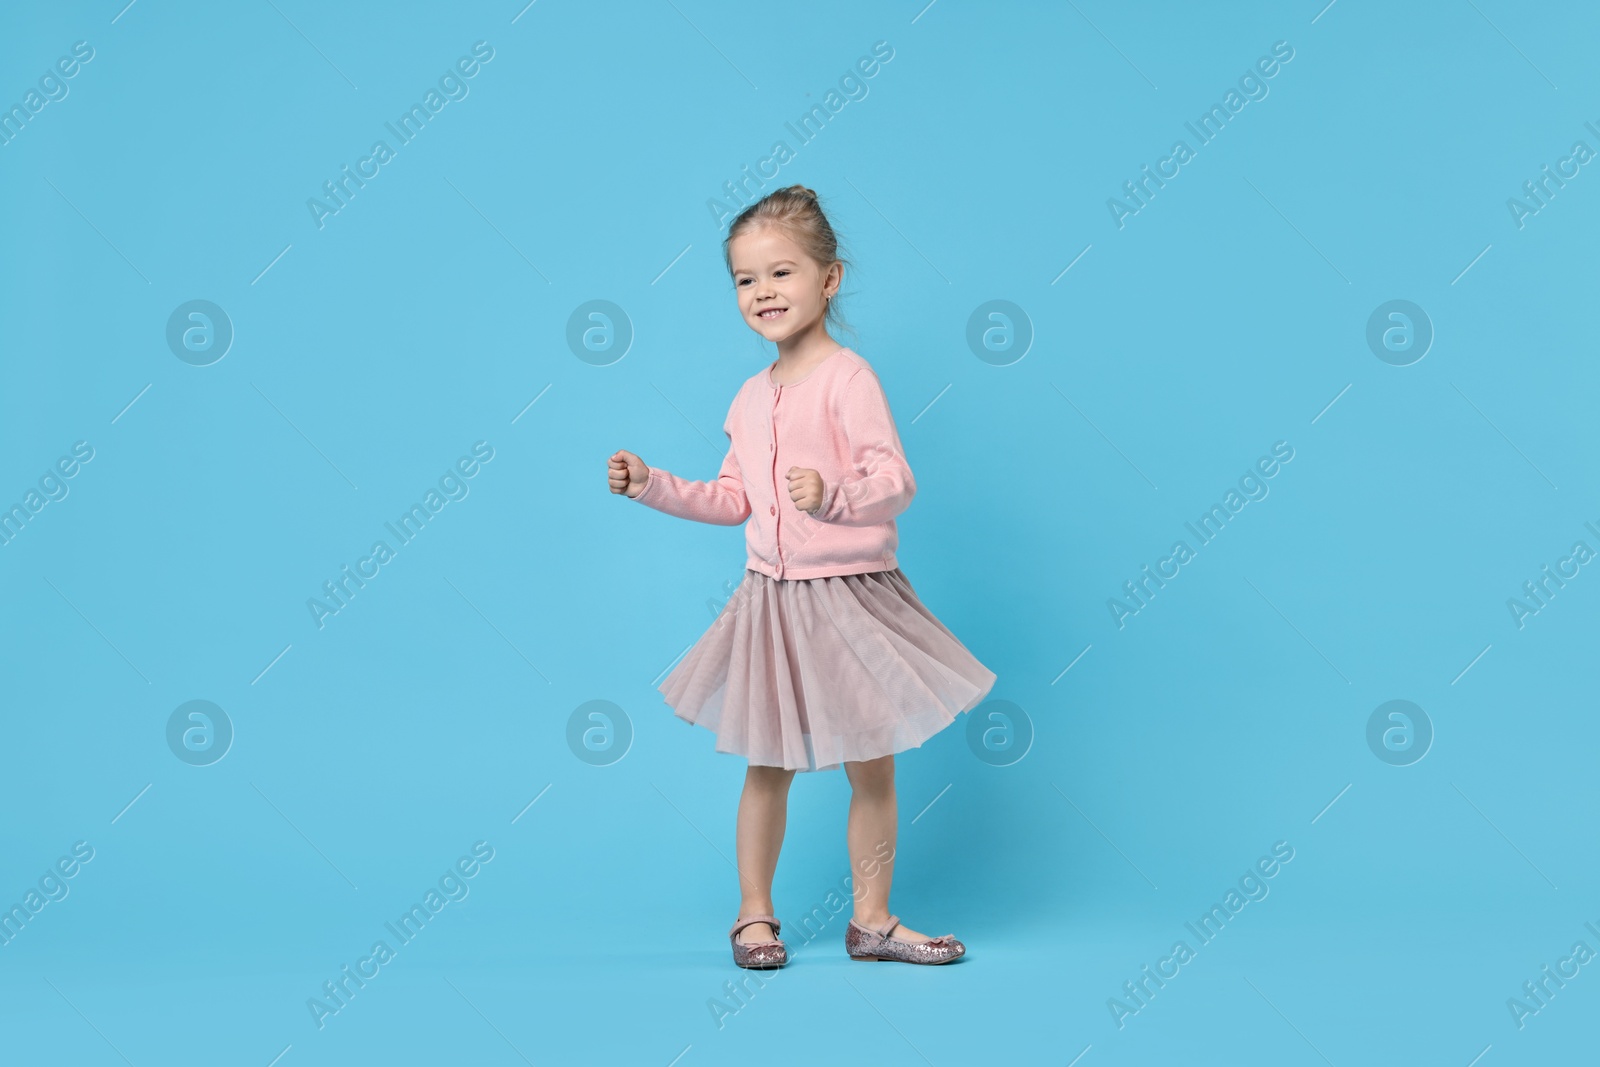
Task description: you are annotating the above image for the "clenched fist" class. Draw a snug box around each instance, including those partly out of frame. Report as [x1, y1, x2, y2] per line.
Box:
[787, 466, 824, 516]
[609, 449, 648, 499]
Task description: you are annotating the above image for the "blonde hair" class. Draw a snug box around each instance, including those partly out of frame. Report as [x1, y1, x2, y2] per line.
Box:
[724, 184, 853, 338]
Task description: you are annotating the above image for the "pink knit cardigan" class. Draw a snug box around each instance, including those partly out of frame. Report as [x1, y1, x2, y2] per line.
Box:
[632, 347, 915, 580]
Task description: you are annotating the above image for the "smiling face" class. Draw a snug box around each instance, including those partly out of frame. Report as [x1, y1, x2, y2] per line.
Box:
[728, 224, 841, 345]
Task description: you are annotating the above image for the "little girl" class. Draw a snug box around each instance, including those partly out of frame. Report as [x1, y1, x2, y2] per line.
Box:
[608, 185, 995, 967]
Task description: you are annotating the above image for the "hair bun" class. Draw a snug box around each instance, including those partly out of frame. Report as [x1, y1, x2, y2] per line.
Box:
[787, 185, 817, 201]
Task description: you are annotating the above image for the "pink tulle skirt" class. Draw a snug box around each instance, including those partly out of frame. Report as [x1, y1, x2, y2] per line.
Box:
[659, 567, 997, 772]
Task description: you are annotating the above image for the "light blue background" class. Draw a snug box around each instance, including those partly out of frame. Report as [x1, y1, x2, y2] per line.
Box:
[2, 1, 1596, 1064]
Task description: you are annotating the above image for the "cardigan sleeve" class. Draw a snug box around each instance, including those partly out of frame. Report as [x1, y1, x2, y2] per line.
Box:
[812, 367, 916, 527]
[632, 406, 751, 526]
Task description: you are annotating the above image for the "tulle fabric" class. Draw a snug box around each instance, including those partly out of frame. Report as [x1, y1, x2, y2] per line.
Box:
[659, 567, 997, 772]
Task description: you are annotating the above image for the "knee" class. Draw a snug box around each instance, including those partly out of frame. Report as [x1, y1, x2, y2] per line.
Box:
[746, 765, 796, 792]
[845, 754, 894, 795]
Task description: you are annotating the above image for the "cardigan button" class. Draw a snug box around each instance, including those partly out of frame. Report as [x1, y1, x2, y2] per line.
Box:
[769, 505, 776, 515]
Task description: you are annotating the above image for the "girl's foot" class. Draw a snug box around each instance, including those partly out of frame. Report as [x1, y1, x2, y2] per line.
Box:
[729, 914, 787, 969]
[845, 913, 965, 964]
[853, 915, 930, 942]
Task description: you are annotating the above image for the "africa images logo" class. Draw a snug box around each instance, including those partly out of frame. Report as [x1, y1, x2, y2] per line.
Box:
[306, 41, 495, 230]
[307, 442, 495, 629]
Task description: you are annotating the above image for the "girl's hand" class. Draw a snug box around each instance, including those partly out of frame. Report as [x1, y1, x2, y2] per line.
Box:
[787, 466, 824, 515]
[609, 450, 648, 498]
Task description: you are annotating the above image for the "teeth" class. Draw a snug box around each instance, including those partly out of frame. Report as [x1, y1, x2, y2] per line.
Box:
[760, 309, 785, 318]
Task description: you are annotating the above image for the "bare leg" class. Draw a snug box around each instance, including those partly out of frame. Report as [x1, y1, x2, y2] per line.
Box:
[843, 753, 932, 942]
[735, 763, 796, 943]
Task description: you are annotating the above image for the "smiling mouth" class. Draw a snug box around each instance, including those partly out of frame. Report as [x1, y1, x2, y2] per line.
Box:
[758, 308, 787, 320]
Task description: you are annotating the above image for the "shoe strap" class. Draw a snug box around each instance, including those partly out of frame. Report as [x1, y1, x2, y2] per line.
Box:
[730, 914, 781, 939]
[870, 914, 900, 940]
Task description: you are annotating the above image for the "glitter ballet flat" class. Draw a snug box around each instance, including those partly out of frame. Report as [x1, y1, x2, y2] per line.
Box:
[845, 914, 965, 964]
[729, 914, 788, 969]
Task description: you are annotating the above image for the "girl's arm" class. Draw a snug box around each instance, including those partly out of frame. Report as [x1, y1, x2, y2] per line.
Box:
[812, 368, 917, 528]
[633, 420, 751, 526]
